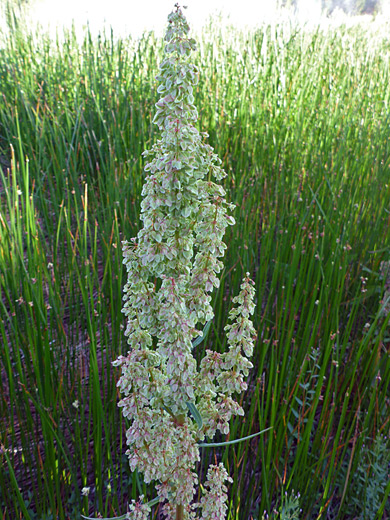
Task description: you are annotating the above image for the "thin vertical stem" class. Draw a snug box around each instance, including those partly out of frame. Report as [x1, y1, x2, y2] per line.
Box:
[176, 504, 184, 520]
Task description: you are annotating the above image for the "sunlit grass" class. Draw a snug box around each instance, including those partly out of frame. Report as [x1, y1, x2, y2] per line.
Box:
[1, 11, 390, 520]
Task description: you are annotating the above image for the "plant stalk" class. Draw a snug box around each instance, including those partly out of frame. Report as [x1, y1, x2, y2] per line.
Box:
[176, 504, 184, 520]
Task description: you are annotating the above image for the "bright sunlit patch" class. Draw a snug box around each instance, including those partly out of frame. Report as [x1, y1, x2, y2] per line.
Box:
[1, 0, 389, 39]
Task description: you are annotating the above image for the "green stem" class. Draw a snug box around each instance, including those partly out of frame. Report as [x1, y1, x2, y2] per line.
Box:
[176, 504, 184, 520]
[175, 414, 185, 520]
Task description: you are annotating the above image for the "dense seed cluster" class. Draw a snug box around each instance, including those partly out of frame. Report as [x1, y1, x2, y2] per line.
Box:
[113, 5, 256, 519]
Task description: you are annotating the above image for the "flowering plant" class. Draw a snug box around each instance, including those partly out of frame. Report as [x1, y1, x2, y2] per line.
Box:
[111, 4, 258, 520]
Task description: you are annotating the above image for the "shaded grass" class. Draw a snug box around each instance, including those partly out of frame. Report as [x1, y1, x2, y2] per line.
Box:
[0, 12, 390, 520]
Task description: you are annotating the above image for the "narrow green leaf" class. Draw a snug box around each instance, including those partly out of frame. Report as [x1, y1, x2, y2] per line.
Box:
[0, 446, 32, 520]
[186, 401, 203, 429]
[192, 320, 212, 348]
[147, 495, 162, 506]
[81, 514, 128, 520]
[162, 404, 175, 417]
[198, 427, 272, 447]
[135, 468, 144, 496]
[80, 495, 162, 519]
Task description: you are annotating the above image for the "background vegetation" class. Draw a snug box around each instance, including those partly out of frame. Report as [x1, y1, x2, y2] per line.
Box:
[1, 7, 390, 520]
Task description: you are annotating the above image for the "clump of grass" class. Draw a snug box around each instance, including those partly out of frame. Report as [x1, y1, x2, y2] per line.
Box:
[1, 6, 390, 520]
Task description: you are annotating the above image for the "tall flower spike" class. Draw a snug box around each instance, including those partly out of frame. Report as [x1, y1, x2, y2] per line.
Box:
[114, 5, 256, 520]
